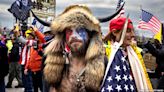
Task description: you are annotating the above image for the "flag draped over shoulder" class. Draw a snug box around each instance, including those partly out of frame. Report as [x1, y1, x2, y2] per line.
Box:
[101, 48, 137, 92]
[101, 43, 153, 92]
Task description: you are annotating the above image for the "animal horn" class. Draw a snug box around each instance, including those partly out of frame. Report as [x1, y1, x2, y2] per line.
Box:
[31, 10, 51, 27]
[98, 2, 125, 23]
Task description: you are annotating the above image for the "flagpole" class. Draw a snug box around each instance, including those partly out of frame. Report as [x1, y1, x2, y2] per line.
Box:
[16, 18, 19, 28]
[30, 11, 33, 26]
[162, 23, 164, 44]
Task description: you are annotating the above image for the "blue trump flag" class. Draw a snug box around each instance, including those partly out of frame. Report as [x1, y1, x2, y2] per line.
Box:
[101, 49, 137, 92]
[8, 0, 32, 21]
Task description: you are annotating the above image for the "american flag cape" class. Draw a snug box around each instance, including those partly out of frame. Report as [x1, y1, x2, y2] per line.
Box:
[101, 48, 137, 92]
[101, 43, 153, 92]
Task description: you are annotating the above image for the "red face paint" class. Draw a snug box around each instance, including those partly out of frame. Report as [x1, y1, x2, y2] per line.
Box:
[65, 29, 73, 42]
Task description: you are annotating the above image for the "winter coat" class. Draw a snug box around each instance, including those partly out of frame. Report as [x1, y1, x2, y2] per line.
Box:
[25, 46, 42, 72]
[9, 41, 20, 62]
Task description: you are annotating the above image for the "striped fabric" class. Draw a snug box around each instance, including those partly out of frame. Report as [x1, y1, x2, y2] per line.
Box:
[138, 9, 161, 34]
[20, 40, 34, 65]
[127, 46, 153, 91]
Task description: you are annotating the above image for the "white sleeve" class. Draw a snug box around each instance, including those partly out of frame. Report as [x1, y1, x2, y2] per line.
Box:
[17, 36, 28, 44]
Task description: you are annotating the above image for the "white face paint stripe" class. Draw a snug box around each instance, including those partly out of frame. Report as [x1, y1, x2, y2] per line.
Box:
[71, 29, 83, 40]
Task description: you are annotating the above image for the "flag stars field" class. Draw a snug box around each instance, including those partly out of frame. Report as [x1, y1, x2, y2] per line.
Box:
[130, 85, 135, 91]
[107, 76, 112, 82]
[101, 50, 137, 92]
[107, 85, 113, 92]
[129, 75, 133, 81]
[114, 65, 121, 72]
[115, 74, 121, 81]
[123, 74, 128, 81]
[116, 85, 122, 92]
[121, 56, 126, 62]
[124, 84, 129, 91]
[123, 65, 127, 71]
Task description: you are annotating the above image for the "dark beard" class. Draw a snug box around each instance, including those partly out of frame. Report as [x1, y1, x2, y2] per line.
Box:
[70, 43, 89, 57]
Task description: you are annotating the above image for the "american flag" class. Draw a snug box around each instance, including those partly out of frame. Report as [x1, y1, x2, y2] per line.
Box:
[138, 9, 161, 34]
[116, 0, 125, 18]
[101, 49, 137, 92]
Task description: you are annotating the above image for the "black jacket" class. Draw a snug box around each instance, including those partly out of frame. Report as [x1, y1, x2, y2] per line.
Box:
[145, 42, 164, 77]
[0, 42, 9, 81]
[9, 41, 20, 62]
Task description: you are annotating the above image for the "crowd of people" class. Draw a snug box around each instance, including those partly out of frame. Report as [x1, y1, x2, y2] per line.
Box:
[0, 4, 164, 92]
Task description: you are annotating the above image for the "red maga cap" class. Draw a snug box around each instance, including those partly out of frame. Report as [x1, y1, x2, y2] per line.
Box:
[109, 17, 133, 32]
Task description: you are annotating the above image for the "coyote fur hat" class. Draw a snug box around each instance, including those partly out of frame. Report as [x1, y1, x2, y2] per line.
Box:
[44, 5, 105, 90]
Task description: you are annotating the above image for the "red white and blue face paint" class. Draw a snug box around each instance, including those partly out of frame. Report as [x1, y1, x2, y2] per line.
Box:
[65, 27, 89, 52]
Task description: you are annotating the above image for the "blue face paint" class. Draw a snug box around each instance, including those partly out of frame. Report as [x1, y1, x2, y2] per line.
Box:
[76, 28, 89, 43]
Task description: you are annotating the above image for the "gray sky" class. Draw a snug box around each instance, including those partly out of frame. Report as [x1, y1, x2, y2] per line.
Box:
[56, 0, 164, 22]
[0, 0, 164, 37]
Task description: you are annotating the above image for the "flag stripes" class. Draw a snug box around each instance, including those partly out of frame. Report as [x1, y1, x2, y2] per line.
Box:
[138, 9, 161, 34]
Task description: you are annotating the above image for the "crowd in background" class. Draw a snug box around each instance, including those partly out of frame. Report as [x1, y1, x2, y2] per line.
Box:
[0, 22, 164, 92]
[0, 25, 53, 92]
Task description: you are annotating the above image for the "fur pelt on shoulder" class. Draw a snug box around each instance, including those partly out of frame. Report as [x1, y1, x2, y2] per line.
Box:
[43, 4, 105, 91]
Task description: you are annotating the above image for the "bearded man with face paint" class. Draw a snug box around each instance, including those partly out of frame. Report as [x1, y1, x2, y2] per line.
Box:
[65, 27, 90, 56]
[43, 5, 105, 92]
